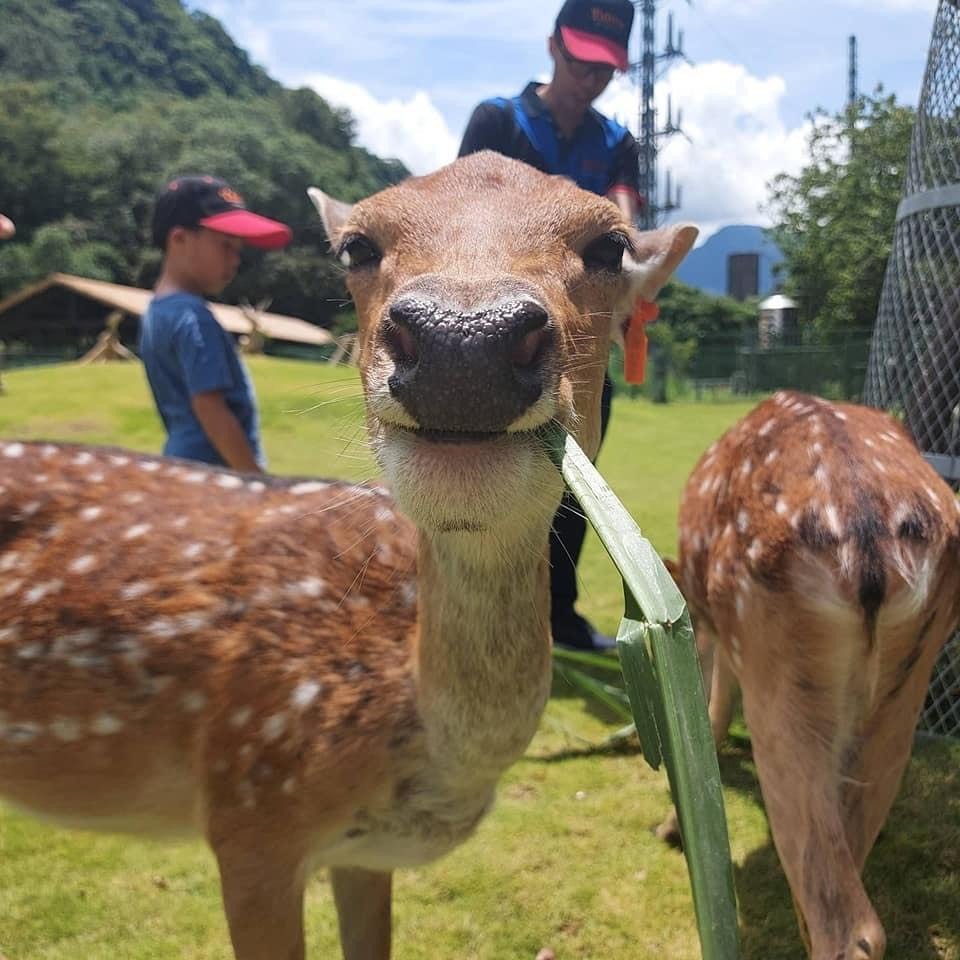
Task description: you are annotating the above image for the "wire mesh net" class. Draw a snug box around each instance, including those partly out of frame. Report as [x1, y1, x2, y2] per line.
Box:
[864, 0, 960, 738]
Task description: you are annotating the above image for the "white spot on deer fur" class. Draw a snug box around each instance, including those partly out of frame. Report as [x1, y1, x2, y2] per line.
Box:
[151, 675, 174, 694]
[181, 691, 207, 713]
[238, 780, 256, 809]
[69, 555, 98, 575]
[0, 625, 21, 643]
[882, 431, 899, 444]
[88, 472, 105, 484]
[282, 777, 297, 795]
[280, 505, 298, 515]
[735, 592, 746, 619]
[762, 450, 777, 467]
[17, 642, 42, 660]
[122, 492, 144, 505]
[109, 455, 130, 467]
[698, 476, 712, 496]
[0, 552, 19, 572]
[739, 459, 753, 478]
[834, 410, 847, 421]
[400, 582, 416, 607]
[91, 713, 124, 735]
[139, 460, 161, 472]
[293, 577, 324, 599]
[25, 580, 62, 604]
[20, 501, 41, 517]
[184, 471, 207, 484]
[839, 541, 856, 577]
[923, 485, 941, 509]
[3, 443, 25, 458]
[872, 458, 887, 475]
[812, 442, 824, 456]
[292, 680, 322, 710]
[72, 452, 94, 466]
[374, 506, 394, 524]
[51, 629, 99, 658]
[775, 499, 788, 516]
[230, 707, 253, 729]
[40, 444, 57, 458]
[183, 543, 204, 560]
[863, 437, 875, 449]
[291, 481, 328, 496]
[712, 559, 724, 581]
[120, 581, 151, 600]
[173, 516, 189, 529]
[824, 504, 842, 538]
[0, 579, 23, 598]
[747, 539, 764, 563]
[51, 718, 83, 742]
[262, 713, 288, 743]
[758, 419, 775, 437]
[736, 510, 749, 534]
[80, 506, 102, 521]
[248, 480, 266, 493]
[814, 464, 828, 486]
[216, 474, 243, 489]
[147, 618, 177, 639]
[124, 523, 151, 540]
[5, 722, 41, 745]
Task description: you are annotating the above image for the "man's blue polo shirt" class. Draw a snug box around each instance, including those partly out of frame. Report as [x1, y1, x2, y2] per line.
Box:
[458, 81, 641, 200]
[139, 291, 264, 468]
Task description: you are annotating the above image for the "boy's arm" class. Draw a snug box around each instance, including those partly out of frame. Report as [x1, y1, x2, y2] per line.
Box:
[190, 390, 263, 473]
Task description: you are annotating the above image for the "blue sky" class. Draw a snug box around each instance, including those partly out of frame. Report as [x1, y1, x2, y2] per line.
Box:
[189, 0, 937, 237]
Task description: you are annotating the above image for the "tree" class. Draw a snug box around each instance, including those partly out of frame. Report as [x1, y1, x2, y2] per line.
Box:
[766, 90, 915, 339]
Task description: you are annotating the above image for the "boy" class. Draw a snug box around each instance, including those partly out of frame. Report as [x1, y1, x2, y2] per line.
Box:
[140, 175, 291, 472]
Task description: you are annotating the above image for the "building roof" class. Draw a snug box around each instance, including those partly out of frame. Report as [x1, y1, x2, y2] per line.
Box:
[0, 273, 334, 347]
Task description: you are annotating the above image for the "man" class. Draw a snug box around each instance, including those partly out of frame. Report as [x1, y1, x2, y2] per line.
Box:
[459, 0, 640, 652]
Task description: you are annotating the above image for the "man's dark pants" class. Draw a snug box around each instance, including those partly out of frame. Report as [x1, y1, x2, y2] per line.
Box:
[549, 374, 614, 649]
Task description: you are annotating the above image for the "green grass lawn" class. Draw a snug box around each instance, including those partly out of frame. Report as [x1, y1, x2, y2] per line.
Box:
[1, 357, 958, 960]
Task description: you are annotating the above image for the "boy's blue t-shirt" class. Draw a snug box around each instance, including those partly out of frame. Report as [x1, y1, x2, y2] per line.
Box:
[139, 291, 264, 468]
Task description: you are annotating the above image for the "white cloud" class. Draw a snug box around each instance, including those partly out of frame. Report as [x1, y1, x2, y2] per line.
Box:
[597, 61, 810, 238]
[300, 73, 459, 176]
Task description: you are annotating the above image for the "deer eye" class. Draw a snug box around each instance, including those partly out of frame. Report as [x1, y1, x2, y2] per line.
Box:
[338, 234, 382, 270]
[582, 231, 630, 273]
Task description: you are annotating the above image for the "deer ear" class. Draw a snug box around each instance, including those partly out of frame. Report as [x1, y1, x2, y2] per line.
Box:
[610, 223, 698, 343]
[307, 188, 355, 246]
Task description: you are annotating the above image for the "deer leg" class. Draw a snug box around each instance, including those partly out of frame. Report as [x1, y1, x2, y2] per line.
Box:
[213, 835, 308, 960]
[331, 867, 393, 960]
[842, 619, 949, 874]
[743, 687, 883, 960]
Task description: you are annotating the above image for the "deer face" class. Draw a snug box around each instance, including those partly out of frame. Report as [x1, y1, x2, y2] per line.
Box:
[311, 152, 695, 536]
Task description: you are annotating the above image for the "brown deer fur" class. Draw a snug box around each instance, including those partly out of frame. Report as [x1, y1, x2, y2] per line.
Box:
[0, 152, 696, 960]
[660, 390, 960, 960]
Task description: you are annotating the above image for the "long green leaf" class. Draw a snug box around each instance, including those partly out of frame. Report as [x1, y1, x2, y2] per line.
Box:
[542, 422, 740, 960]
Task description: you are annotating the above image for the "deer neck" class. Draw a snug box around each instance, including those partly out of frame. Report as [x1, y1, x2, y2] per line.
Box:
[413, 525, 553, 782]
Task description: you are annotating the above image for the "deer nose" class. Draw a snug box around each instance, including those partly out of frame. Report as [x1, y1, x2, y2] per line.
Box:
[384, 294, 554, 433]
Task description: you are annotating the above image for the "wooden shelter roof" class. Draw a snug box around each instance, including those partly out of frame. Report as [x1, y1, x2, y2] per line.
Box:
[0, 273, 333, 347]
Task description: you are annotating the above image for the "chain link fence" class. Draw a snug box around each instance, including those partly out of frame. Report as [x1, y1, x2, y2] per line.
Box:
[863, 0, 960, 738]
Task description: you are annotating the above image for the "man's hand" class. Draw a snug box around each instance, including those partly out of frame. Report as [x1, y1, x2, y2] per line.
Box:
[190, 390, 262, 473]
[0, 215, 15, 241]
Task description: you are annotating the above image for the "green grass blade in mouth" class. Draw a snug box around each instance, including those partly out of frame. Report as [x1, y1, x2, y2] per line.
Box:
[541, 421, 741, 960]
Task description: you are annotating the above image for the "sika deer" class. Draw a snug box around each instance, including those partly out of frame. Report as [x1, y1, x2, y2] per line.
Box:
[0, 151, 696, 960]
[660, 390, 960, 960]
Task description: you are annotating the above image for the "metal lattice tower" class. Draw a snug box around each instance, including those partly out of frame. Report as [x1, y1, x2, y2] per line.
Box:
[863, 0, 960, 738]
[634, 1, 685, 230]
[848, 35, 858, 108]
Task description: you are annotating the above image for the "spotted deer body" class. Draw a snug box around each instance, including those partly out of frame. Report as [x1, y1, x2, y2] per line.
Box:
[665, 390, 960, 960]
[0, 152, 696, 959]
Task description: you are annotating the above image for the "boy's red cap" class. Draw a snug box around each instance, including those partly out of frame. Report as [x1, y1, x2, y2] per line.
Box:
[152, 175, 292, 251]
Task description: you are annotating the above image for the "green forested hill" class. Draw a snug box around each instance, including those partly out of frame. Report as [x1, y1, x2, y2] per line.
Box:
[0, 0, 277, 102]
[0, 0, 407, 328]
